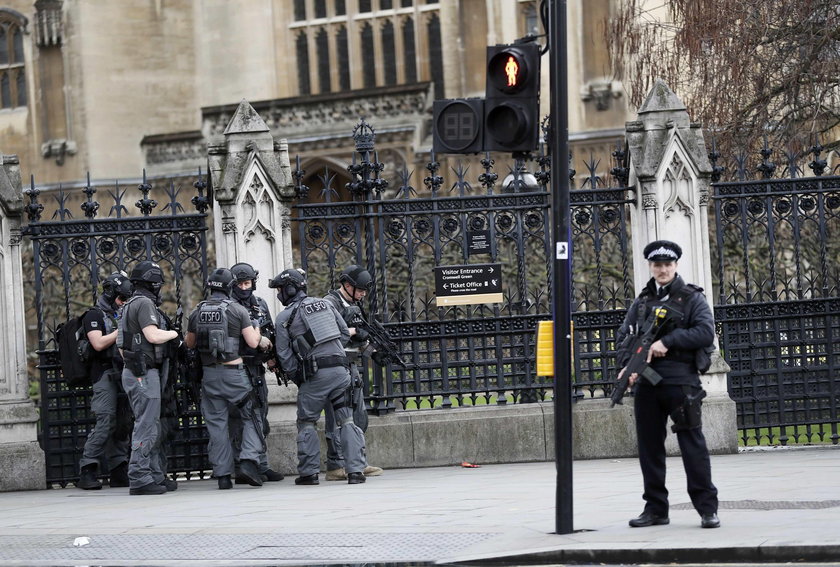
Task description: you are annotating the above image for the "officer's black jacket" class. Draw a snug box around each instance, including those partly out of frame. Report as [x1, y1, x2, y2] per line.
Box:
[616, 274, 715, 384]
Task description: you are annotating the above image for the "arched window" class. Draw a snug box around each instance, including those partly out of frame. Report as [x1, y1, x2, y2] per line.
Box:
[316, 28, 330, 92]
[0, 12, 27, 109]
[402, 17, 416, 83]
[296, 32, 311, 95]
[426, 13, 443, 99]
[360, 23, 375, 88]
[381, 20, 396, 85]
[337, 26, 350, 91]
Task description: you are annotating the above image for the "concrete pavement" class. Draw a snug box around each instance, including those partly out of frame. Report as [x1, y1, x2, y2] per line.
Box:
[0, 445, 838, 566]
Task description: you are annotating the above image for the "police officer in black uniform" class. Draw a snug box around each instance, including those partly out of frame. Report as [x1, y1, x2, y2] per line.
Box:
[76, 271, 134, 490]
[322, 265, 383, 481]
[229, 262, 283, 483]
[118, 261, 180, 495]
[615, 240, 720, 529]
[185, 267, 271, 489]
[270, 268, 368, 485]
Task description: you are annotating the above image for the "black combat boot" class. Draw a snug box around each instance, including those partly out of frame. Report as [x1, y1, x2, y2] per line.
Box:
[77, 464, 102, 490]
[108, 462, 129, 488]
[218, 475, 233, 490]
[261, 468, 284, 482]
[295, 474, 319, 485]
[237, 460, 263, 486]
[347, 472, 366, 484]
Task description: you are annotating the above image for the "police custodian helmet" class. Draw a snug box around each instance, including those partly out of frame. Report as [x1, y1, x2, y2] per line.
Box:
[339, 264, 372, 291]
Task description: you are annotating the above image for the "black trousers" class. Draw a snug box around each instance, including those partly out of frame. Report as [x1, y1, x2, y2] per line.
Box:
[633, 381, 718, 517]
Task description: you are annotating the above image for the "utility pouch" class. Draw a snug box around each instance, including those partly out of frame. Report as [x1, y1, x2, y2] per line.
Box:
[123, 349, 147, 377]
[670, 388, 707, 432]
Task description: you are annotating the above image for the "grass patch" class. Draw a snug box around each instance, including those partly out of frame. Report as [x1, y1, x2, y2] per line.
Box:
[739, 423, 839, 446]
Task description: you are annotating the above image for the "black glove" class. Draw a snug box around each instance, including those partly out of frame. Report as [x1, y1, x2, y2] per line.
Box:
[355, 327, 369, 341]
[371, 350, 390, 367]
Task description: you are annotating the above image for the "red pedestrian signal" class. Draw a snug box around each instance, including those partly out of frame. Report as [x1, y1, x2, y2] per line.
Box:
[485, 43, 541, 153]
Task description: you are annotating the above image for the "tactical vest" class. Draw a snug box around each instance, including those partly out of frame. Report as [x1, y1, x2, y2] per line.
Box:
[299, 297, 341, 349]
[195, 299, 240, 361]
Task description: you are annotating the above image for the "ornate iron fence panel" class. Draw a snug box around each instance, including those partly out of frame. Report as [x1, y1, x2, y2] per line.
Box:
[22, 173, 212, 486]
[712, 172, 840, 445]
[292, 122, 635, 410]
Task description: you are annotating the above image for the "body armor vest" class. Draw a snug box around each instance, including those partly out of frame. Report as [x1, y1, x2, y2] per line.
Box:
[300, 298, 341, 348]
[196, 299, 239, 361]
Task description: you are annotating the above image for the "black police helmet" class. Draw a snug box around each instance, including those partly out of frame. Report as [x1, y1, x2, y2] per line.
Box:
[339, 264, 373, 291]
[207, 267, 235, 294]
[129, 261, 164, 284]
[102, 271, 133, 302]
[269, 268, 307, 305]
[231, 262, 259, 284]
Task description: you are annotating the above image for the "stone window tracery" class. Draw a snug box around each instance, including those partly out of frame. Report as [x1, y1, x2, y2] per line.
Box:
[288, 1, 440, 96]
[0, 10, 27, 109]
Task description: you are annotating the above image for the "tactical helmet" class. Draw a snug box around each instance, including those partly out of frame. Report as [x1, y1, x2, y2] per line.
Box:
[102, 271, 134, 303]
[269, 268, 307, 305]
[207, 267, 235, 295]
[231, 262, 259, 284]
[339, 264, 373, 291]
[129, 261, 164, 284]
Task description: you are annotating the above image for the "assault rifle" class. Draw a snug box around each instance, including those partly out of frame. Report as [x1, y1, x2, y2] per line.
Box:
[354, 311, 409, 369]
[610, 305, 678, 407]
[249, 305, 287, 386]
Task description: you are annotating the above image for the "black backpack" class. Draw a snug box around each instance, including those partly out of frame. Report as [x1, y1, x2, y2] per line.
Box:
[56, 312, 94, 387]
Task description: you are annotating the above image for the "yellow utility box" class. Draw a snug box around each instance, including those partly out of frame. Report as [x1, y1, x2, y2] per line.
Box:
[536, 320, 554, 377]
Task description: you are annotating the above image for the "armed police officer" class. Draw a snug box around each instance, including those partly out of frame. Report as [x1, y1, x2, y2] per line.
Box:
[322, 265, 383, 481]
[184, 268, 271, 489]
[76, 271, 134, 490]
[229, 262, 283, 483]
[270, 268, 368, 485]
[118, 261, 180, 495]
[615, 240, 720, 529]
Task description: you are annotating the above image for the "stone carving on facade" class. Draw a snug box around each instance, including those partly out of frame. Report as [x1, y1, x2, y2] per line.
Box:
[662, 151, 695, 220]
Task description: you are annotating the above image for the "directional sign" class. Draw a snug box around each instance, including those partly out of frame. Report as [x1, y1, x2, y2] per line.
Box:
[434, 263, 503, 306]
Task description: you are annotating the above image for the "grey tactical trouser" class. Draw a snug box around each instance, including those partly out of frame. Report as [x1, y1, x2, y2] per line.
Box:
[229, 366, 270, 472]
[297, 365, 366, 477]
[202, 365, 264, 478]
[122, 367, 165, 489]
[324, 362, 369, 471]
[80, 369, 131, 472]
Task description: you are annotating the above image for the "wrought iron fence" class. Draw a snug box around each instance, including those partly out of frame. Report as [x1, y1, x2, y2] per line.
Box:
[710, 140, 840, 445]
[22, 172, 212, 486]
[292, 122, 635, 410]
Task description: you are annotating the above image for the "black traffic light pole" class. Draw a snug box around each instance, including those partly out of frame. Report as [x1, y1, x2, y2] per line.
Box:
[549, 0, 574, 535]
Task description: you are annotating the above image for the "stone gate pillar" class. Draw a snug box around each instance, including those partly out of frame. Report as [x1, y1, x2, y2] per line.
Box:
[0, 154, 46, 491]
[625, 80, 737, 453]
[206, 100, 299, 473]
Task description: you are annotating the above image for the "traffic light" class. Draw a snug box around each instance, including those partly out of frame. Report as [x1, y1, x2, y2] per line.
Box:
[432, 98, 484, 154]
[484, 43, 541, 153]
